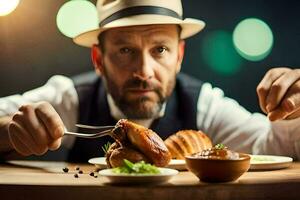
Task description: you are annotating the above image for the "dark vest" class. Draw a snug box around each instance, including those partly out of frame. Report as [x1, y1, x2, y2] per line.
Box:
[67, 72, 202, 162]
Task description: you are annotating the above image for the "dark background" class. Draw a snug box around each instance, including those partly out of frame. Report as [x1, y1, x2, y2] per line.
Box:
[1, 0, 299, 113]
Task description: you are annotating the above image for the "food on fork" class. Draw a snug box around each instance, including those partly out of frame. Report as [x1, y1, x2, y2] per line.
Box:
[105, 119, 171, 168]
[164, 130, 212, 159]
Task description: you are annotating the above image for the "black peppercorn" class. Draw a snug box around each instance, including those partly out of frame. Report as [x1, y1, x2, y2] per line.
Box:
[75, 166, 80, 170]
[89, 172, 94, 176]
[62, 167, 69, 173]
[74, 173, 79, 178]
[78, 170, 83, 174]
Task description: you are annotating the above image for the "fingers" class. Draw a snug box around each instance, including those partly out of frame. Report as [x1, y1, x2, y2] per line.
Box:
[267, 106, 289, 121]
[268, 102, 300, 121]
[8, 130, 32, 156]
[34, 102, 65, 140]
[256, 67, 290, 114]
[18, 105, 51, 149]
[265, 69, 300, 112]
[285, 108, 300, 120]
[267, 82, 300, 121]
[282, 92, 300, 113]
[8, 121, 38, 156]
[8, 101, 64, 156]
[48, 138, 62, 151]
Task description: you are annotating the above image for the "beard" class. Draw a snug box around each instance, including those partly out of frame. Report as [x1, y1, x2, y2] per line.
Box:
[101, 69, 176, 119]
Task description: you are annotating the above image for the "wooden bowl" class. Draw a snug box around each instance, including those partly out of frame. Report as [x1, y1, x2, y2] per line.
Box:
[185, 153, 250, 182]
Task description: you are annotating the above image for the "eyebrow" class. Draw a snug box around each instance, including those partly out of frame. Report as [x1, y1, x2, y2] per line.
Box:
[112, 38, 130, 45]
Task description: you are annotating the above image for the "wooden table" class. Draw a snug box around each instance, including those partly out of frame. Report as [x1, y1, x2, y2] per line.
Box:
[0, 160, 300, 200]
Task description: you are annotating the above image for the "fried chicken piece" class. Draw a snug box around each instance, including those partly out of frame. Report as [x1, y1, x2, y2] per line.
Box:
[106, 119, 171, 167]
[106, 142, 149, 168]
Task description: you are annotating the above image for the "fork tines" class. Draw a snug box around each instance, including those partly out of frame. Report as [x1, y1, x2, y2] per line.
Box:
[75, 124, 115, 132]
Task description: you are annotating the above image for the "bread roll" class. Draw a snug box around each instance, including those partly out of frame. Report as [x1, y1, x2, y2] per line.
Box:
[164, 130, 212, 159]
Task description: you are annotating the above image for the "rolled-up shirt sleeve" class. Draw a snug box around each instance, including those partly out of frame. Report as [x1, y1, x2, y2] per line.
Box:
[0, 75, 79, 148]
[197, 82, 300, 160]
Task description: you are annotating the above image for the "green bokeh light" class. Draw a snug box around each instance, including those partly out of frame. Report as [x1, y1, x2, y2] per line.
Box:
[201, 31, 243, 75]
[233, 18, 273, 61]
[56, 0, 98, 38]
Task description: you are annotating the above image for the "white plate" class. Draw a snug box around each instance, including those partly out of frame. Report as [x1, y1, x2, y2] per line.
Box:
[249, 155, 293, 170]
[167, 159, 186, 170]
[99, 168, 178, 184]
[88, 157, 107, 169]
[88, 157, 187, 170]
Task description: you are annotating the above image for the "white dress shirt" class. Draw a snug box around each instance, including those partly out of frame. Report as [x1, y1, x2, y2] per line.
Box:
[1, 75, 300, 159]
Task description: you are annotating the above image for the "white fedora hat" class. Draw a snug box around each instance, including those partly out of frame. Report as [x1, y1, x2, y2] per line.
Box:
[73, 0, 206, 47]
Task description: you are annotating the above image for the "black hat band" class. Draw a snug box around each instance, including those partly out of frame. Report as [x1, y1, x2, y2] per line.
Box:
[99, 6, 182, 27]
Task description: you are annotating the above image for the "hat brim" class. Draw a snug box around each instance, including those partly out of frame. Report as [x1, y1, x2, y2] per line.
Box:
[73, 14, 205, 47]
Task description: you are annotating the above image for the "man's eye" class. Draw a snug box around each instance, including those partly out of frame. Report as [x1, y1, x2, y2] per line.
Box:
[156, 46, 167, 54]
[120, 48, 132, 54]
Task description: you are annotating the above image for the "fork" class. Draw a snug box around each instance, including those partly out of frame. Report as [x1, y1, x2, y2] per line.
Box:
[75, 124, 115, 131]
[64, 124, 115, 139]
[64, 129, 112, 139]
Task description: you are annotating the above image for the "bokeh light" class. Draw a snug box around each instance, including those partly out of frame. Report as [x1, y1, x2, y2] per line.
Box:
[233, 18, 273, 61]
[201, 31, 243, 75]
[0, 0, 20, 16]
[56, 0, 98, 38]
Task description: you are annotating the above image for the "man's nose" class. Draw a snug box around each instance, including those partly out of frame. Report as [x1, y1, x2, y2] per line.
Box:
[133, 52, 155, 80]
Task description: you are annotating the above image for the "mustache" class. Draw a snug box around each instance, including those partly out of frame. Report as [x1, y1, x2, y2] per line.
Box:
[123, 77, 159, 90]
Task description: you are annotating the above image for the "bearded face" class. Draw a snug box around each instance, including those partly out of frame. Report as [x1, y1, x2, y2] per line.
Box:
[93, 24, 184, 119]
[101, 66, 176, 119]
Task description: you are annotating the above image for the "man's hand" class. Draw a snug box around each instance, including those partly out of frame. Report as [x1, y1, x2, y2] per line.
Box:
[257, 67, 300, 121]
[8, 101, 64, 156]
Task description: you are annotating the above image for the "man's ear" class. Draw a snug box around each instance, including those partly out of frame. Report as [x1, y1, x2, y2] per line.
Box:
[176, 40, 185, 74]
[91, 45, 104, 76]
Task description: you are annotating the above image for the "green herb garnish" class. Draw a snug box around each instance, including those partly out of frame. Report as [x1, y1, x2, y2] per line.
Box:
[112, 159, 160, 174]
[214, 143, 225, 150]
[101, 141, 111, 155]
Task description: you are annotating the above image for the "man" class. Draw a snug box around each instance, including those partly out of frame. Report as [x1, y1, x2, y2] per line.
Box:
[0, 0, 300, 162]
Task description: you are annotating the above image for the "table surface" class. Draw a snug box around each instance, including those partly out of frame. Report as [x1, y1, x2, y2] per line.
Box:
[1, 160, 300, 200]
